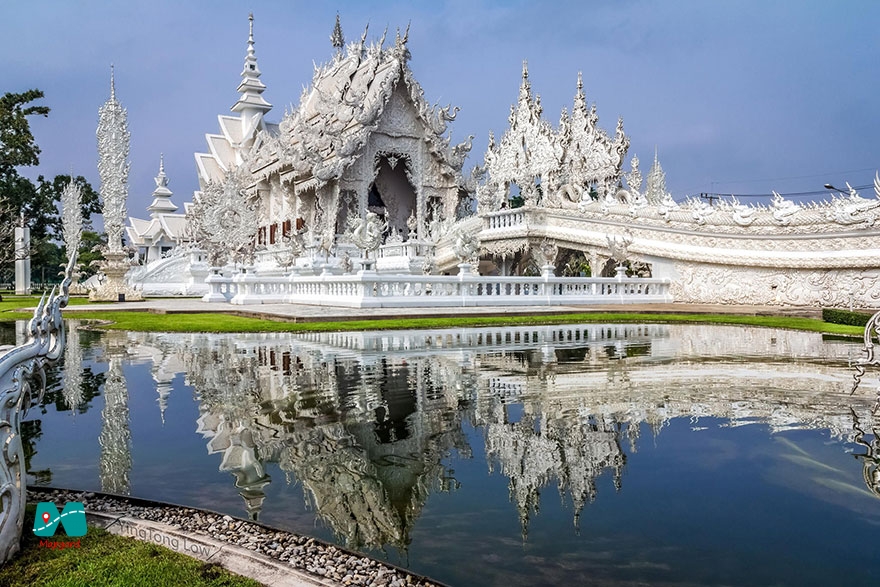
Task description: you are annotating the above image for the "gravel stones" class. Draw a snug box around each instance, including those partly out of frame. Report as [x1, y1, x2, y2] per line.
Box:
[28, 488, 443, 587]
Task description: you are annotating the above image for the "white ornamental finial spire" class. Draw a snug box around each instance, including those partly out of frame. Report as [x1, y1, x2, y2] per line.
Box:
[60, 178, 83, 265]
[519, 60, 531, 103]
[231, 12, 272, 138]
[97, 67, 130, 254]
[331, 13, 344, 54]
[148, 153, 177, 219]
[645, 147, 668, 205]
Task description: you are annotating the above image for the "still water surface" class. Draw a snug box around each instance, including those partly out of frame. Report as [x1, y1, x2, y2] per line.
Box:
[9, 321, 880, 586]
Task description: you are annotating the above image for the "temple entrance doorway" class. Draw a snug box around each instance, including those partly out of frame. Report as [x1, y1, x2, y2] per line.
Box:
[369, 154, 417, 240]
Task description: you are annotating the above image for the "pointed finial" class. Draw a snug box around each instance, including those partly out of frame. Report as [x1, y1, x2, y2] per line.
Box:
[577, 71, 583, 92]
[379, 26, 388, 48]
[248, 13, 254, 43]
[110, 64, 116, 100]
[654, 145, 659, 164]
[522, 60, 529, 80]
[154, 153, 169, 190]
[403, 21, 410, 44]
[331, 13, 344, 51]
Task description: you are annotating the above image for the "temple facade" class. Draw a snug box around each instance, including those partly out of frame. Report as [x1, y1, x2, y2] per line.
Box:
[122, 13, 880, 309]
[187, 15, 471, 270]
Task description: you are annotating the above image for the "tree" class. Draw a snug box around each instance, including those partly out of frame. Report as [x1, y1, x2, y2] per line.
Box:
[0, 90, 49, 281]
[0, 89, 49, 176]
[77, 230, 106, 279]
[0, 90, 102, 285]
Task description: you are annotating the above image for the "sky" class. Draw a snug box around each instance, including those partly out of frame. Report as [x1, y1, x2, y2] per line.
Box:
[3, 0, 880, 218]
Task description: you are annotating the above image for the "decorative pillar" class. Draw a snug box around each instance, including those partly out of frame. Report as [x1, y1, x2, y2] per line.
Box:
[13, 222, 30, 295]
[91, 67, 143, 302]
[60, 181, 83, 293]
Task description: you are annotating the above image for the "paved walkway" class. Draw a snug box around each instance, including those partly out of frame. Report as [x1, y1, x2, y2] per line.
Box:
[60, 298, 823, 322]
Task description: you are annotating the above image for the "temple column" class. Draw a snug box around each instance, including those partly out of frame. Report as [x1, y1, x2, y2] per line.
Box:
[14, 225, 30, 295]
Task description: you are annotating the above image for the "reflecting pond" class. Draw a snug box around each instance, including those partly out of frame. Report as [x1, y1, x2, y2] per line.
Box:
[12, 321, 880, 586]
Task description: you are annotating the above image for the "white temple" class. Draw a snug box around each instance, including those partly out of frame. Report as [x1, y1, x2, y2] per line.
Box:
[126, 155, 188, 264]
[123, 14, 880, 308]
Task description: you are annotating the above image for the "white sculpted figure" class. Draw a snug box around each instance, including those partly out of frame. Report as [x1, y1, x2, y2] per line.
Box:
[770, 191, 800, 225]
[606, 233, 633, 265]
[347, 212, 386, 256]
[452, 227, 481, 265]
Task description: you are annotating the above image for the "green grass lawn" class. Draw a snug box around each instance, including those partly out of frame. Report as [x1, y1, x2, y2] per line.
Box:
[0, 294, 866, 336]
[0, 505, 261, 587]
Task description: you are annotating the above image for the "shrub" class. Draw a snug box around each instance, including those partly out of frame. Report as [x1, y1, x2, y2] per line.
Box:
[822, 308, 876, 327]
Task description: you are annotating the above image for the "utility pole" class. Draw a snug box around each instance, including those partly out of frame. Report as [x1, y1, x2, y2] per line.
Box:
[700, 193, 720, 206]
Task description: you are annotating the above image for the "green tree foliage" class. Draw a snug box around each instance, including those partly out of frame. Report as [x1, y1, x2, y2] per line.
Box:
[0, 90, 103, 285]
[77, 230, 106, 279]
[0, 89, 49, 176]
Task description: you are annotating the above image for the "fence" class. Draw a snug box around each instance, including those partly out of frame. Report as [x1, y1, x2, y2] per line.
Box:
[203, 266, 672, 308]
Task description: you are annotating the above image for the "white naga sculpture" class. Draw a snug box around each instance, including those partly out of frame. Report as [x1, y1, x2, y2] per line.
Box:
[92, 68, 142, 301]
[0, 255, 75, 563]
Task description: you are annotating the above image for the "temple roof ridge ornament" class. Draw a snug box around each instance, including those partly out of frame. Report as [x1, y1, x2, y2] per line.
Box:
[331, 13, 344, 55]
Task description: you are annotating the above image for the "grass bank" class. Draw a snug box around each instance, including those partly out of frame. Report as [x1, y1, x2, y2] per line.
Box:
[0, 294, 867, 335]
[0, 308, 867, 336]
[0, 505, 261, 587]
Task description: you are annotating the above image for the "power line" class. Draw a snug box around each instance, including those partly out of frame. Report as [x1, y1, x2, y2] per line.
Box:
[708, 167, 879, 186]
[697, 183, 874, 200]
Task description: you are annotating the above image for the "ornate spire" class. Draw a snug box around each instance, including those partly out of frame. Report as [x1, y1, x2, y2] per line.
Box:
[519, 60, 532, 104]
[109, 63, 116, 101]
[147, 153, 177, 218]
[97, 66, 130, 254]
[231, 13, 272, 127]
[331, 13, 344, 54]
[645, 147, 668, 205]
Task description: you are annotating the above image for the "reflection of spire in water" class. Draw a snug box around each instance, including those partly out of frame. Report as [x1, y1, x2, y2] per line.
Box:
[199, 414, 271, 520]
[98, 355, 132, 495]
[61, 322, 83, 411]
[156, 383, 171, 425]
[852, 409, 880, 499]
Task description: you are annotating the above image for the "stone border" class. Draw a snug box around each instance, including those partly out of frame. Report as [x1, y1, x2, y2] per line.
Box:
[28, 487, 446, 587]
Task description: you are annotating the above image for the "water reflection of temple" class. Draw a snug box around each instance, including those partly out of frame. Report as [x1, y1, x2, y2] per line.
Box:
[110, 323, 878, 544]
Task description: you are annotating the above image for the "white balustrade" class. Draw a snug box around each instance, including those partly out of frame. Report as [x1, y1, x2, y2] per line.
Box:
[204, 267, 672, 307]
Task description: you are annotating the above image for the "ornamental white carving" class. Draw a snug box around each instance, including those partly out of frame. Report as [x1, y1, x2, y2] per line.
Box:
[96, 69, 130, 255]
[60, 180, 83, 284]
[347, 211, 386, 256]
[189, 166, 258, 267]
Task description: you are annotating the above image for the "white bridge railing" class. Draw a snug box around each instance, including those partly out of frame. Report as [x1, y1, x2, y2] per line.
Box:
[203, 267, 672, 308]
